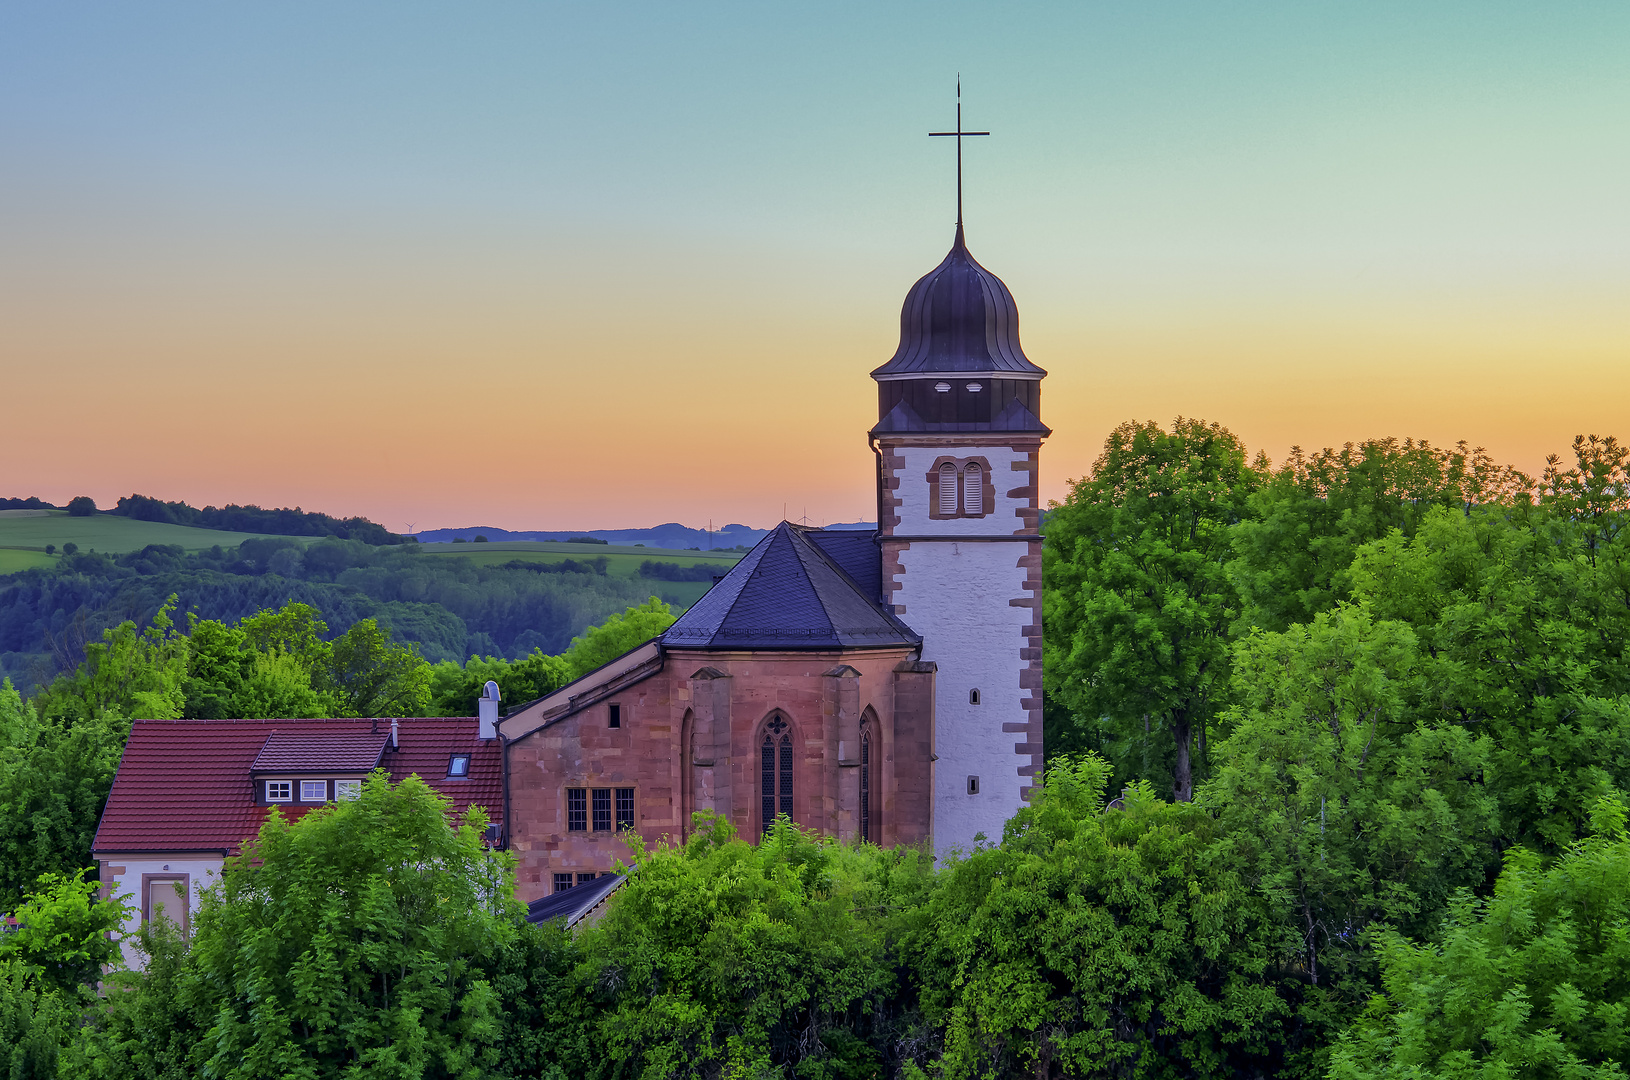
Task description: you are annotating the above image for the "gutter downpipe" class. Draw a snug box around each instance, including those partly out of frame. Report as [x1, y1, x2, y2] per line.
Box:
[869, 432, 885, 547]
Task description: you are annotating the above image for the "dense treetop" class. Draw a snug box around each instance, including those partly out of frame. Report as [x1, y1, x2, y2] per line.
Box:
[3, 422, 1629, 1078]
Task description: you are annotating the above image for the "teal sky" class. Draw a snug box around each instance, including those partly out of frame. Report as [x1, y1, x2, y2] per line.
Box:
[4, 3, 1627, 530]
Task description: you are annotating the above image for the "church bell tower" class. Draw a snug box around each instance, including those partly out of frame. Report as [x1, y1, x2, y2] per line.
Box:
[871, 222, 1048, 852]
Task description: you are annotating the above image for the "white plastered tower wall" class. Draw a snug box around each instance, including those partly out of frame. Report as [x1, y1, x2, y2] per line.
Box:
[867, 222, 1051, 854]
[878, 437, 1045, 854]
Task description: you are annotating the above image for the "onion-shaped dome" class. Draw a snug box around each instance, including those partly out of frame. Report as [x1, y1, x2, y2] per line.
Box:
[871, 225, 1046, 380]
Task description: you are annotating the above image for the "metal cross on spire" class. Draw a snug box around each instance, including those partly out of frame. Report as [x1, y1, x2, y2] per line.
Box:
[929, 76, 989, 230]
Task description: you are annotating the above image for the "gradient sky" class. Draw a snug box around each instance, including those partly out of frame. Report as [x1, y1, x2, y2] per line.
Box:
[3, 2, 1627, 532]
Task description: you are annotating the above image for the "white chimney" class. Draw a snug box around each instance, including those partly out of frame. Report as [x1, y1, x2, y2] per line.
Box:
[478, 680, 501, 740]
[390, 717, 399, 749]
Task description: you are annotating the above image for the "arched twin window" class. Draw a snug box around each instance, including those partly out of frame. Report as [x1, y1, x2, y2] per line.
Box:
[760, 716, 793, 834]
[936, 459, 986, 518]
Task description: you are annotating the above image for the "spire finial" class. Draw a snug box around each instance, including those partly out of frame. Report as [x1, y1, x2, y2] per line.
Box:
[930, 75, 989, 230]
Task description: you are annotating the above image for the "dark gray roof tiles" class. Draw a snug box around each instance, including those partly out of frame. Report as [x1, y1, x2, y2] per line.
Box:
[662, 523, 918, 650]
[871, 225, 1047, 380]
[872, 397, 1051, 436]
[806, 530, 883, 603]
[525, 874, 625, 927]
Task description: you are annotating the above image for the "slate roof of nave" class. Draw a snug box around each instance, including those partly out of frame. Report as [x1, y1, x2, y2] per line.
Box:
[661, 522, 917, 651]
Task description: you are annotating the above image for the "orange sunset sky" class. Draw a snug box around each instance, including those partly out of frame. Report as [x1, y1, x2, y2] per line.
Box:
[3, 3, 1627, 533]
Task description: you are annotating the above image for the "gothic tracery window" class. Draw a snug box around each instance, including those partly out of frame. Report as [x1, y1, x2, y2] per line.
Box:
[760, 717, 793, 834]
[859, 728, 872, 844]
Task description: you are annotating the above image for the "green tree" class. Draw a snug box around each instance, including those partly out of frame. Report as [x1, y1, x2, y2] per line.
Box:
[915, 754, 1288, 1079]
[0, 870, 129, 999]
[427, 649, 571, 718]
[241, 649, 337, 719]
[325, 617, 431, 717]
[1348, 505, 1630, 852]
[238, 601, 332, 671]
[179, 773, 517, 1078]
[0, 677, 32, 745]
[182, 617, 255, 719]
[1228, 439, 1531, 634]
[62, 918, 196, 1080]
[0, 710, 127, 904]
[0, 871, 130, 1080]
[1330, 794, 1630, 1080]
[1043, 418, 1261, 800]
[28, 597, 188, 725]
[66, 496, 96, 517]
[0, 959, 76, 1080]
[560, 597, 675, 678]
[579, 813, 932, 1079]
[1203, 605, 1497, 1071]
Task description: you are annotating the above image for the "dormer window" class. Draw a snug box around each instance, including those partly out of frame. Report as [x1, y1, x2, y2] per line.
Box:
[448, 754, 471, 777]
[265, 781, 292, 802]
[300, 780, 326, 802]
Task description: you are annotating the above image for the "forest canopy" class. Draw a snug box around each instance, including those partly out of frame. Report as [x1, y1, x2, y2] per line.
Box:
[3, 423, 1629, 1079]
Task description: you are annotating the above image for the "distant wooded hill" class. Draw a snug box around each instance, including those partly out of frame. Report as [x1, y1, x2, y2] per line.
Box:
[414, 520, 875, 548]
[112, 494, 405, 545]
[2, 494, 404, 545]
[0, 531, 742, 692]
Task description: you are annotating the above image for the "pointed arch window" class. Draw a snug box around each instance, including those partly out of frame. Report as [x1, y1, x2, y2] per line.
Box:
[760, 717, 793, 834]
[938, 463, 959, 515]
[963, 462, 983, 515]
[859, 728, 872, 844]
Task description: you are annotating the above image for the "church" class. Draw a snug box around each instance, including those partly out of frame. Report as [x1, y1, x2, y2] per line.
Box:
[89, 221, 1052, 942]
[499, 221, 1050, 899]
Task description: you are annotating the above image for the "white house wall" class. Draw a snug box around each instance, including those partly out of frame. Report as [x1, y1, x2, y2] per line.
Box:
[101, 856, 222, 971]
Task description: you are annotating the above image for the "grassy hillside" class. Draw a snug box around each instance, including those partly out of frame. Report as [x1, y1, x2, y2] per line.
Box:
[416, 540, 741, 606]
[0, 510, 310, 556]
[0, 549, 56, 574]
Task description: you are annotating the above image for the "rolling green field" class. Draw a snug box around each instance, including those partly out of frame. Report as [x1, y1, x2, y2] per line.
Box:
[0, 510, 318, 562]
[0, 548, 57, 574]
[416, 540, 743, 607]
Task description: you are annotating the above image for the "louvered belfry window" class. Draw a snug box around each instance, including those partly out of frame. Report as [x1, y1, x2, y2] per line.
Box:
[963, 462, 983, 515]
[760, 717, 793, 834]
[939, 462, 959, 515]
[859, 729, 872, 844]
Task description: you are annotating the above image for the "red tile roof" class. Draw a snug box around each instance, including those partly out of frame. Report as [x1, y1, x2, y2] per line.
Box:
[251, 732, 389, 772]
[93, 718, 502, 856]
